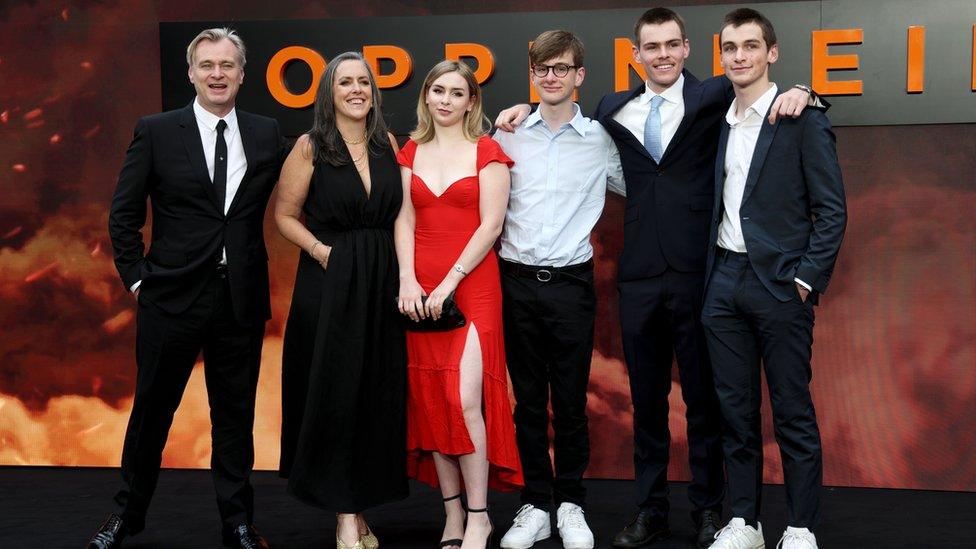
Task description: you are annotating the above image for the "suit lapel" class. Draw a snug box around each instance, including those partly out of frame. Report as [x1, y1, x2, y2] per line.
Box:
[226, 110, 256, 217]
[661, 70, 701, 162]
[741, 99, 781, 205]
[603, 85, 655, 162]
[179, 103, 223, 214]
[714, 121, 730, 213]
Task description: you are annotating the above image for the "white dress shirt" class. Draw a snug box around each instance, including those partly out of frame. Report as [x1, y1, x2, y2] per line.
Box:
[494, 104, 624, 267]
[612, 74, 685, 154]
[193, 99, 247, 265]
[717, 84, 811, 291]
[194, 98, 248, 217]
[130, 99, 247, 292]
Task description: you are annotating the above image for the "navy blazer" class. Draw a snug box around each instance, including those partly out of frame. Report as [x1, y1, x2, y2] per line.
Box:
[109, 102, 287, 325]
[595, 70, 735, 282]
[705, 93, 847, 303]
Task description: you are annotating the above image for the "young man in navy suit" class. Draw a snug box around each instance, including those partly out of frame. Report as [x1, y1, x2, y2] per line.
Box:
[92, 28, 285, 549]
[702, 9, 846, 549]
[590, 10, 814, 549]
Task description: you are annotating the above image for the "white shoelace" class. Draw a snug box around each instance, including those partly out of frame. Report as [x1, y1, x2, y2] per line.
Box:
[558, 506, 587, 530]
[713, 522, 758, 549]
[511, 504, 539, 528]
[776, 531, 816, 549]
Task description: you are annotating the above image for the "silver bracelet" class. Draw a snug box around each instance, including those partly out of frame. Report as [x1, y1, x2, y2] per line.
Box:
[453, 263, 467, 276]
[309, 241, 323, 256]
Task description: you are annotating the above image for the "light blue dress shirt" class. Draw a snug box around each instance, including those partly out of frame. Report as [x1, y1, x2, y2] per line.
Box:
[493, 104, 624, 267]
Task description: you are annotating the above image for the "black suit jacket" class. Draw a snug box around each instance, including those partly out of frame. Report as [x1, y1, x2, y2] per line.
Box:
[705, 94, 847, 303]
[595, 70, 734, 282]
[109, 102, 286, 326]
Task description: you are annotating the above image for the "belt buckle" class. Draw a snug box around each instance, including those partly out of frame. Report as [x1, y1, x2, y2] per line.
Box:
[535, 269, 552, 282]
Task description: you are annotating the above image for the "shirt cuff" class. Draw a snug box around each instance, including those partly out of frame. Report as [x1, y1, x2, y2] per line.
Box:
[794, 277, 812, 291]
[130, 280, 142, 292]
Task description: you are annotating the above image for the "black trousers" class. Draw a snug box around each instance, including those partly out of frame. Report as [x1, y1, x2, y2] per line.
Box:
[501, 261, 595, 510]
[114, 268, 265, 534]
[618, 269, 725, 519]
[701, 251, 822, 528]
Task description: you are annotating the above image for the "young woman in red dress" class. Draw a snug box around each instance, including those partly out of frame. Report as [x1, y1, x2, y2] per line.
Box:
[394, 60, 523, 549]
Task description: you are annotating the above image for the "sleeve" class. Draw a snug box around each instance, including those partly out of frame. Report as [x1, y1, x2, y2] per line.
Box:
[476, 135, 514, 171]
[108, 117, 153, 290]
[795, 111, 847, 294]
[606, 135, 626, 197]
[395, 138, 417, 168]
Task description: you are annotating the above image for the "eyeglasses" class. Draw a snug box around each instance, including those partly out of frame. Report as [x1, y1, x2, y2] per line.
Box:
[531, 63, 578, 78]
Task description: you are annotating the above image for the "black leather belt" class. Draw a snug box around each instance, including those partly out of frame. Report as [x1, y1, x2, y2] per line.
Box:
[500, 259, 593, 283]
[716, 247, 748, 260]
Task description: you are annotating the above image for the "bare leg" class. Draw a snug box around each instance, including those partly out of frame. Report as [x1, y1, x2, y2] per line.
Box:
[337, 513, 360, 546]
[434, 452, 465, 548]
[457, 324, 491, 549]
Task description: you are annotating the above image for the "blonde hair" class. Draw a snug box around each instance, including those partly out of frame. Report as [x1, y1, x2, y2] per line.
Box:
[410, 60, 488, 144]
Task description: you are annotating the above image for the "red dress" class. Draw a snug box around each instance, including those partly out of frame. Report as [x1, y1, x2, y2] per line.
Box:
[396, 136, 523, 491]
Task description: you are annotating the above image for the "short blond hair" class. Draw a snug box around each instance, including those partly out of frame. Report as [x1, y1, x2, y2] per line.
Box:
[186, 28, 246, 67]
[411, 60, 488, 144]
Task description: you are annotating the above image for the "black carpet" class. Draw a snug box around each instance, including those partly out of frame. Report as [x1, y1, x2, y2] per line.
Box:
[1, 467, 972, 548]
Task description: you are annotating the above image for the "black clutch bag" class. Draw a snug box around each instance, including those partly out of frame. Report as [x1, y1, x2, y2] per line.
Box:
[399, 292, 466, 332]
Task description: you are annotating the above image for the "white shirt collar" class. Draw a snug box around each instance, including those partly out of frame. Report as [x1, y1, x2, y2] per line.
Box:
[193, 97, 238, 132]
[641, 73, 684, 105]
[525, 103, 589, 137]
[725, 83, 778, 126]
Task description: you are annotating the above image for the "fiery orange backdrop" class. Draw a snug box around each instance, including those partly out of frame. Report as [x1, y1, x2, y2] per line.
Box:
[0, 1, 973, 491]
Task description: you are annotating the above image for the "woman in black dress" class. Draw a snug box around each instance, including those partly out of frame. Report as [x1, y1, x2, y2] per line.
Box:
[275, 51, 406, 549]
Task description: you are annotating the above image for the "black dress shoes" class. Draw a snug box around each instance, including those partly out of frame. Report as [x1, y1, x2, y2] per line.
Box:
[223, 524, 270, 549]
[612, 509, 671, 547]
[88, 514, 127, 549]
[695, 509, 721, 548]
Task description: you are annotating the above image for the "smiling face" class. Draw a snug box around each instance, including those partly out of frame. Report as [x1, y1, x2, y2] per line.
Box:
[633, 20, 689, 93]
[530, 51, 584, 107]
[188, 38, 244, 117]
[720, 22, 779, 90]
[332, 59, 373, 122]
[425, 71, 474, 128]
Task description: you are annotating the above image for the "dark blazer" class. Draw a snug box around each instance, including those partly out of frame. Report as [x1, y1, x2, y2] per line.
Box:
[109, 102, 286, 326]
[705, 94, 847, 303]
[595, 70, 734, 281]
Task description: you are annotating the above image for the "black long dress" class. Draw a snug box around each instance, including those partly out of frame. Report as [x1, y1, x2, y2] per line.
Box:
[279, 141, 407, 512]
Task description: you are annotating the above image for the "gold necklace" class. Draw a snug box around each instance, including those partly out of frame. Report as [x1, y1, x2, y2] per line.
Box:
[342, 131, 367, 145]
[351, 147, 368, 167]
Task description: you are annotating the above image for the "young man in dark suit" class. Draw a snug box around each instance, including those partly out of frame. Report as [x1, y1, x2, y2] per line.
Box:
[91, 28, 285, 549]
[702, 9, 846, 549]
[590, 9, 813, 549]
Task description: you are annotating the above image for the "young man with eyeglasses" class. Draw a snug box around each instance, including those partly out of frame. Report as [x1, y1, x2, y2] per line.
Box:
[493, 30, 624, 549]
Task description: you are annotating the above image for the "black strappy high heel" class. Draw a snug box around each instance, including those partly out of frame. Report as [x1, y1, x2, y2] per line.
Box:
[439, 494, 465, 548]
[465, 506, 493, 549]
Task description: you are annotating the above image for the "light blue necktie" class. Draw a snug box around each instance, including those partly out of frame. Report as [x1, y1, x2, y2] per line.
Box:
[644, 95, 665, 163]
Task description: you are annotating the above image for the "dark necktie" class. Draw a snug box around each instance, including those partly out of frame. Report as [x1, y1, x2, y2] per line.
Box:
[214, 119, 228, 213]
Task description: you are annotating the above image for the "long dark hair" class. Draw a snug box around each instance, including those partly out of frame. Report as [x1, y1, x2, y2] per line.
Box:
[308, 51, 389, 166]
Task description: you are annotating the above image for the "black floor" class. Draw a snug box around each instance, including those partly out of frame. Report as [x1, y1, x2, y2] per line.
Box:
[1, 467, 973, 548]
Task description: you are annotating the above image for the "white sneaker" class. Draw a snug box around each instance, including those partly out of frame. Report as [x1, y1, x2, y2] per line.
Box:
[712, 518, 765, 549]
[499, 504, 551, 549]
[776, 527, 818, 549]
[556, 502, 594, 549]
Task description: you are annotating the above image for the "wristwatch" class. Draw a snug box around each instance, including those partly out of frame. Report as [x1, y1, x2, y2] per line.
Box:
[794, 83, 815, 96]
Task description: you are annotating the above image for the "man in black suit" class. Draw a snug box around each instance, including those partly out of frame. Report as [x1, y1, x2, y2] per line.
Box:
[590, 9, 814, 548]
[702, 9, 846, 549]
[91, 28, 284, 549]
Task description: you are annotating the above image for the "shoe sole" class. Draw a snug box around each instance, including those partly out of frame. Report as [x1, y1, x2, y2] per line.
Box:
[611, 529, 672, 548]
[499, 527, 551, 549]
[562, 540, 595, 549]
